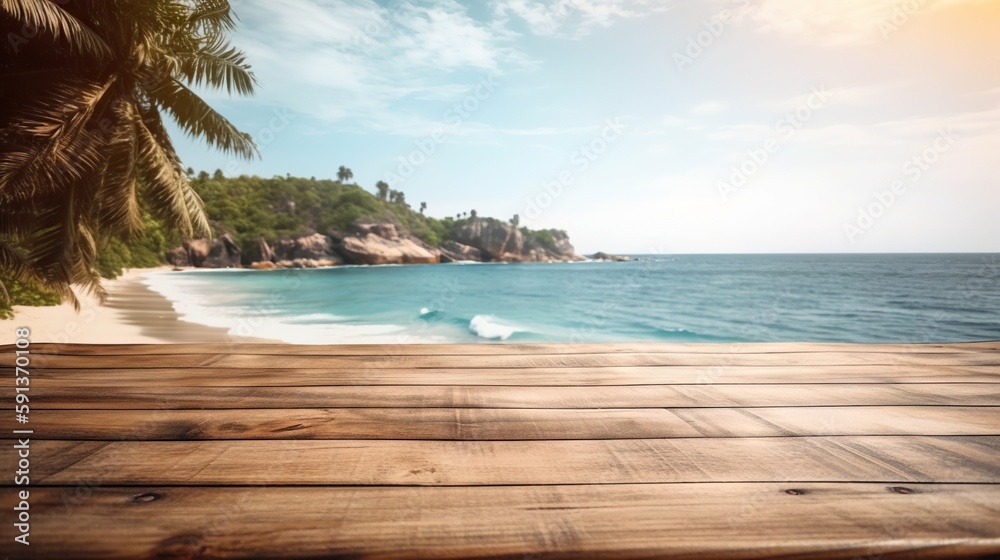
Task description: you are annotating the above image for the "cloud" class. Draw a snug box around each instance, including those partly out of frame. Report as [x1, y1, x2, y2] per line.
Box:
[493, 0, 669, 38]
[227, 0, 520, 134]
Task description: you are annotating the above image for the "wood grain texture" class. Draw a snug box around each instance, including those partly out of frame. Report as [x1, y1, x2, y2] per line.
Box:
[20, 406, 1000, 440]
[3, 341, 997, 559]
[22, 365, 1000, 387]
[13, 383, 1000, 409]
[17, 436, 1000, 486]
[6, 484, 999, 559]
[18, 350, 1000, 369]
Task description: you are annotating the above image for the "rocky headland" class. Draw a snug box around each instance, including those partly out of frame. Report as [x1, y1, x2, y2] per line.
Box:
[166, 217, 585, 269]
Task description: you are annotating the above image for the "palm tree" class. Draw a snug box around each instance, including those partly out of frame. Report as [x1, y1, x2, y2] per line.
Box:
[375, 180, 389, 201]
[470, 209, 477, 219]
[337, 166, 353, 183]
[0, 0, 257, 305]
[419, 202, 426, 214]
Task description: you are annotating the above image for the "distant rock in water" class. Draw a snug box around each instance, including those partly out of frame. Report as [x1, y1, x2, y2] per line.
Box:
[589, 252, 632, 262]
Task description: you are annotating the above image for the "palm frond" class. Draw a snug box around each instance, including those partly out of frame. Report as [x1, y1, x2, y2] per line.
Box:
[188, 0, 237, 34]
[0, 0, 112, 58]
[0, 241, 34, 303]
[148, 76, 258, 159]
[0, 77, 114, 201]
[0, 241, 81, 308]
[177, 37, 257, 95]
[134, 111, 213, 238]
[95, 102, 142, 238]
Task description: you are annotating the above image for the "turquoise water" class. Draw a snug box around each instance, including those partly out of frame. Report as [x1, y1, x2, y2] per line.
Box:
[146, 254, 1000, 344]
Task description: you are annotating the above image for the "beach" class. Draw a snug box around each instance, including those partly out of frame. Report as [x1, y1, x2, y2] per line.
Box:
[4, 254, 999, 346]
[1, 268, 261, 345]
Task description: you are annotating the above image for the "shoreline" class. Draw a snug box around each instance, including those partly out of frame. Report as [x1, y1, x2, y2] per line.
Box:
[1, 267, 275, 345]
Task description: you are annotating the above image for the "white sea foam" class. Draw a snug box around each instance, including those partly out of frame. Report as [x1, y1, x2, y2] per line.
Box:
[284, 312, 350, 324]
[420, 307, 432, 316]
[143, 272, 446, 344]
[468, 315, 521, 340]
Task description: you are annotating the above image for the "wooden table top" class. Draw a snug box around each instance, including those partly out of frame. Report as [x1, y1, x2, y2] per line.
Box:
[2, 341, 999, 559]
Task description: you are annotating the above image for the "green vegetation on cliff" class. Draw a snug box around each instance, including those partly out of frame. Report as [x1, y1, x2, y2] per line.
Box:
[189, 172, 564, 261]
[5, 171, 570, 315]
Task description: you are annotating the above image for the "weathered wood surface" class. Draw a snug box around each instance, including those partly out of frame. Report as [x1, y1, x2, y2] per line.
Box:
[17, 365, 1000, 387]
[6, 484, 1000, 560]
[18, 436, 1000, 486]
[8, 383, 998, 409]
[18, 350, 1000, 368]
[19, 406, 1000, 440]
[1, 341, 998, 559]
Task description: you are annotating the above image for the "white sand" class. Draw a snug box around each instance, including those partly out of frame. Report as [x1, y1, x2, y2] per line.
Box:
[1, 267, 261, 344]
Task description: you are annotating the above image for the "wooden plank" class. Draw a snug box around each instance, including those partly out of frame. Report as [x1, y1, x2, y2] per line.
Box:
[17, 436, 1000, 486]
[8, 483, 1000, 559]
[14, 340, 1000, 356]
[22, 365, 1000, 387]
[17, 350, 1000, 369]
[15, 383, 1000, 409]
[20, 406, 1000, 441]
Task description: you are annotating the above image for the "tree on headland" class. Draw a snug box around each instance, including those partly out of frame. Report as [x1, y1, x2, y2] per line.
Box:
[337, 166, 353, 183]
[510, 214, 520, 227]
[214, 169, 225, 180]
[375, 181, 389, 201]
[186, 167, 195, 178]
[198, 170, 211, 182]
[419, 202, 427, 214]
[470, 209, 477, 219]
[0, 0, 257, 304]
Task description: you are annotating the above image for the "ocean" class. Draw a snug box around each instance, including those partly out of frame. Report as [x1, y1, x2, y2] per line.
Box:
[144, 254, 1000, 344]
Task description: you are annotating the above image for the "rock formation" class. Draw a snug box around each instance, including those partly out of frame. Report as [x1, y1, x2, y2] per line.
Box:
[438, 241, 483, 263]
[274, 233, 338, 261]
[451, 218, 580, 262]
[166, 218, 581, 269]
[338, 223, 439, 265]
[450, 218, 522, 260]
[201, 233, 242, 268]
[167, 234, 242, 268]
[589, 252, 632, 262]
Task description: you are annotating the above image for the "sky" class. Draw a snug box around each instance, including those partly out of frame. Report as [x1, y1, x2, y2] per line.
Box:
[170, 0, 1000, 254]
